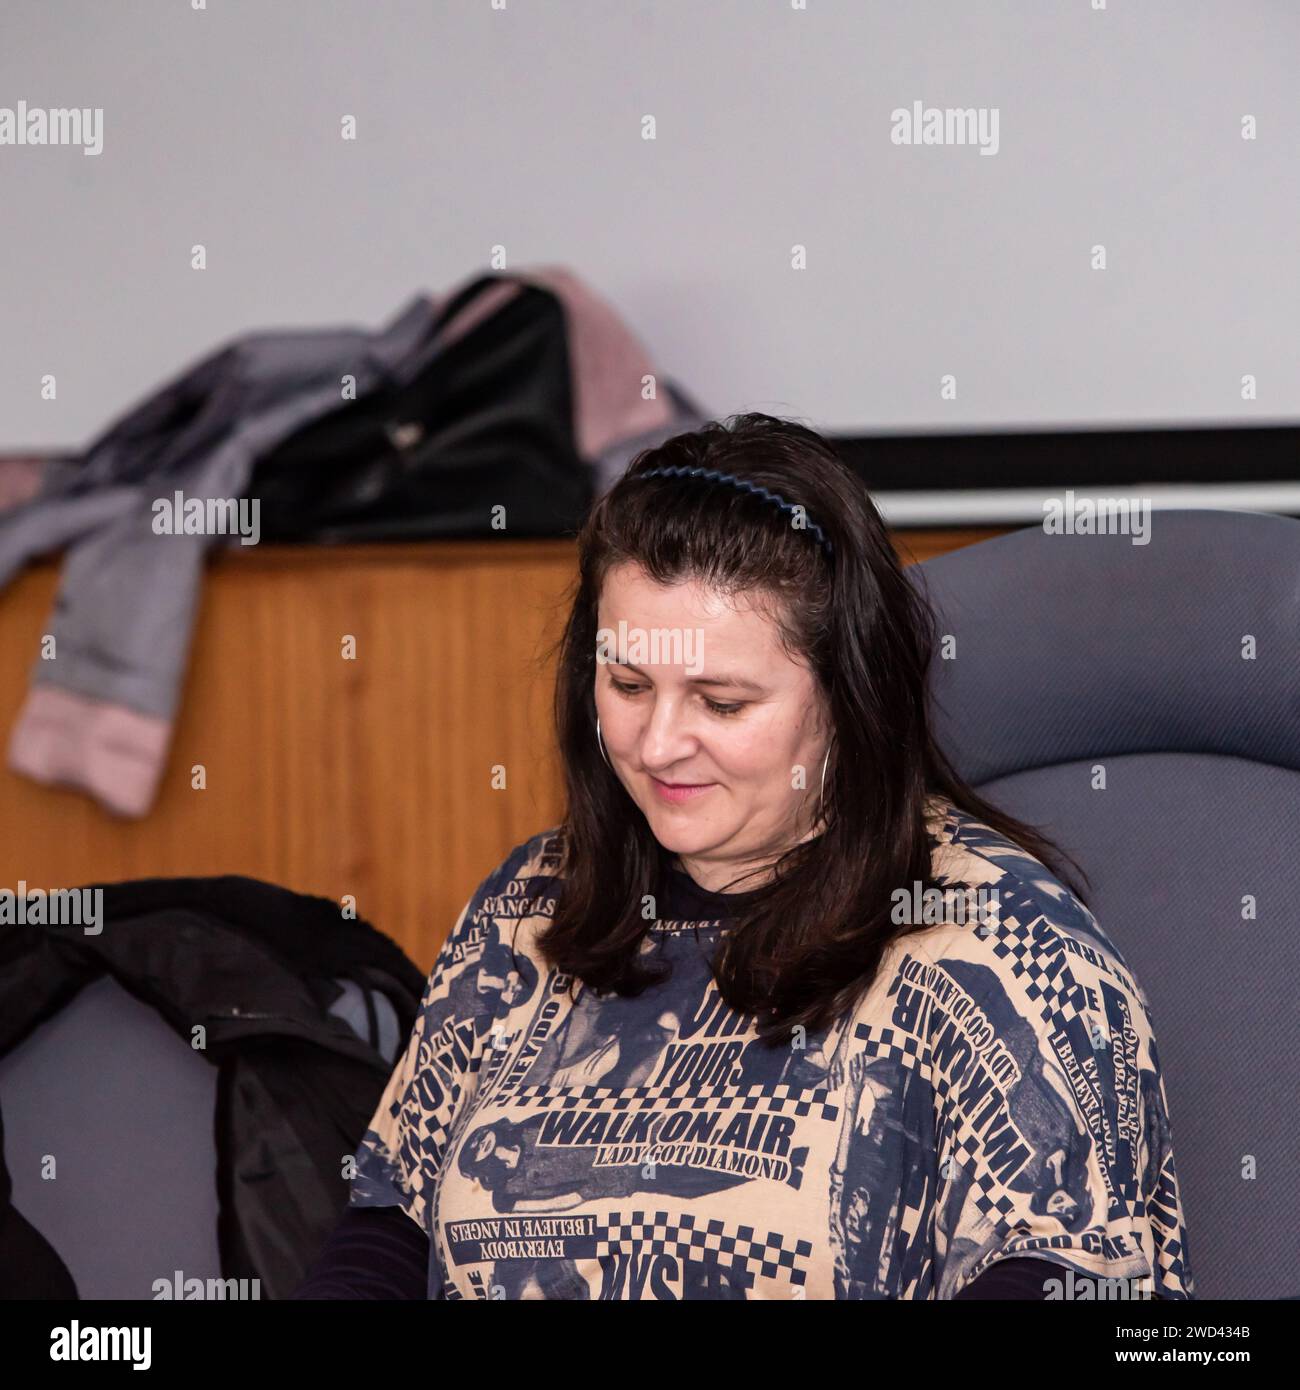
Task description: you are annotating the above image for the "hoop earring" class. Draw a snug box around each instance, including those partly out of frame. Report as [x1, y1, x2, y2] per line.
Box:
[596, 715, 612, 770]
[818, 745, 831, 822]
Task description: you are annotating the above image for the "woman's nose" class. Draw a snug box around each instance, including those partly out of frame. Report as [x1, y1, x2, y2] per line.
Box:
[638, 696, 695, 766]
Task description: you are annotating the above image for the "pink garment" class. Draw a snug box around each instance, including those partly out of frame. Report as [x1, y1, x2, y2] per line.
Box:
[0, 456, 48, 512]
[8, 684, 170, 818]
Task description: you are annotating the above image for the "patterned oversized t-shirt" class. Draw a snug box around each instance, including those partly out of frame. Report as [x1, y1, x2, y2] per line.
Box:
[350, 799, 1195, 1300]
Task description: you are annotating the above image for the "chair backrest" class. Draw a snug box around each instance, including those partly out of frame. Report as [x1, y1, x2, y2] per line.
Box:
[914, 508, 1300, 1300]
[0, 973, 401, 1299]
[0, 976, 219, 1300]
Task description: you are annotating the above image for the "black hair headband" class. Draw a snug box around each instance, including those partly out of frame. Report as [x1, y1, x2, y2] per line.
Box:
[632, 465, 834, 559]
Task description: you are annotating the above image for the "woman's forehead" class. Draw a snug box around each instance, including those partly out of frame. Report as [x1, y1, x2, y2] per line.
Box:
[598, 562, 779, 627]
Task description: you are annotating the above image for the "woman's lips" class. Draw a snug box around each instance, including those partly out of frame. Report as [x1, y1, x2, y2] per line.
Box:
[650, 776, 716, 805]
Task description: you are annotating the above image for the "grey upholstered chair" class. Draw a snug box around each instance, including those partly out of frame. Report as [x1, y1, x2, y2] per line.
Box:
[0, 974, 401, 1300]
[914, 508, 1300, 1300]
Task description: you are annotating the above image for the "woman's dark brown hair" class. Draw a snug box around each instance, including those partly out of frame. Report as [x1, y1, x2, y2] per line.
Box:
[540, 412, 1088, 1042]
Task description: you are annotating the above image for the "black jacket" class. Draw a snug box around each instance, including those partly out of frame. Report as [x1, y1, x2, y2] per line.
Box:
[0, 875, 425, 1299]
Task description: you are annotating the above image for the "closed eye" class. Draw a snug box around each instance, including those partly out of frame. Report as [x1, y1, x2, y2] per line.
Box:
[609, 678, 745, 718]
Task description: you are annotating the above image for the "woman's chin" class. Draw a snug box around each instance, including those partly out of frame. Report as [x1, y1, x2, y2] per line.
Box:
[642, 817, 724, 856]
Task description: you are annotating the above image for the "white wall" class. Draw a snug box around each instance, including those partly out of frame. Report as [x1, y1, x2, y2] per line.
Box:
[2, 0, 1297, 450]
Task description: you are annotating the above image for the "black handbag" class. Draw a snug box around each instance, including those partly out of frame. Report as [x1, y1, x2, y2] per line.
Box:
[252, 275, 594, 543]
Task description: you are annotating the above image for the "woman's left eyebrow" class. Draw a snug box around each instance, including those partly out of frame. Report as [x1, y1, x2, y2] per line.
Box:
[690, 674, 765, 693]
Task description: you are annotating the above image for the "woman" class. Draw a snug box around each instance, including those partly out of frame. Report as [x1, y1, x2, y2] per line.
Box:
[295, 413, 1195, 1301]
